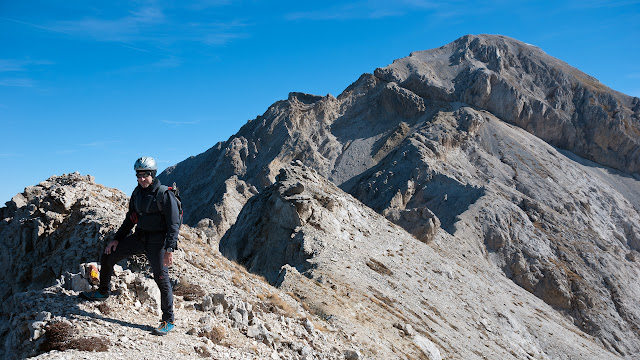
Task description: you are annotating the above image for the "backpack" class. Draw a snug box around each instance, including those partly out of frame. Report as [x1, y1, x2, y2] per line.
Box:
[156, 182, 183, 227]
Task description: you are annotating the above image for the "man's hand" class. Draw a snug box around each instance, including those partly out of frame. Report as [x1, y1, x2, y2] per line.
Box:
[163, 251, 173, 267]
[104, 240, 119, 255]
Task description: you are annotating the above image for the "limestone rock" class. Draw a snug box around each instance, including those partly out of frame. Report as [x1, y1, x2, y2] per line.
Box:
[375, 34, 640, 174]
[220, 161, 623, 359]
[414, 335, 442, 360]
[0, 172, 128, 307]
[134, 277, 161, 315]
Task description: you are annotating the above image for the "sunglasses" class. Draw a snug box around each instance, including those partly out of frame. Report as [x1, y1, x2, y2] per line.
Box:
[136, 171, 152, 178]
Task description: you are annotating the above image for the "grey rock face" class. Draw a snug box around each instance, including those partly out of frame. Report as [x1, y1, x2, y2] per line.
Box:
[220, 161, 622, 359]
[0, 172, 129, 307]
[349, 103, 640, 356]
[160, 34, 640, 357]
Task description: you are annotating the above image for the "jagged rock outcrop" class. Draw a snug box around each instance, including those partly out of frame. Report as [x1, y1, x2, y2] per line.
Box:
[0, 173, 128, 306]
[220, 161, 621, 359]
[159, 34, 640, 357]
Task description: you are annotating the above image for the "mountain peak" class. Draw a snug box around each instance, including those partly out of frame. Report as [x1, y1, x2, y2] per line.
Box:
[374, 34, 639, 174]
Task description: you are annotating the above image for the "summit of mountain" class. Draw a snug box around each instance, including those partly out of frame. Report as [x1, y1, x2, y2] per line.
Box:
[375, 34, 639, 174]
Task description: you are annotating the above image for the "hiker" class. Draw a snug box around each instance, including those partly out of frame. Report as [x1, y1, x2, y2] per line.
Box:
[80, 156, 180, 336]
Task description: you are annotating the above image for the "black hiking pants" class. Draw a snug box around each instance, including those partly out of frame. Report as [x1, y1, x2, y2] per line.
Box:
[99, 231, 174, 323]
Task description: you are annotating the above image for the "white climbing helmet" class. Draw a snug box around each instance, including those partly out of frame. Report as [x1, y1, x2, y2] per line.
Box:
[134, 156, 157, 171]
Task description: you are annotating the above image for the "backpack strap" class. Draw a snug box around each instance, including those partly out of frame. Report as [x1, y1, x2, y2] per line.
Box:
[156, 185, 169, 213]
[131, 186, 141, 213]
[129, 187, 141, 223]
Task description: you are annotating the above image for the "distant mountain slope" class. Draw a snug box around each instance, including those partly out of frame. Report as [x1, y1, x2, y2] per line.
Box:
[158, 34, 640, 357]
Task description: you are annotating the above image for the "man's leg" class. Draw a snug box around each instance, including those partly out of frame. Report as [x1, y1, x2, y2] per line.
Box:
[98, 234, 145, 293]
[146, 240, 174, 323]
[81, 234, 144, 301]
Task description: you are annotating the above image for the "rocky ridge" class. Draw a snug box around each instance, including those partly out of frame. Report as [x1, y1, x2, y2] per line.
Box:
[159, 34, 640, 357]
[0, 173, 359, 360]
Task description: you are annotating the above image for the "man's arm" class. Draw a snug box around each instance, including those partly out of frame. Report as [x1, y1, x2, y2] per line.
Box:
[162, 190, 180, 251]
[113, 191, 137, 242]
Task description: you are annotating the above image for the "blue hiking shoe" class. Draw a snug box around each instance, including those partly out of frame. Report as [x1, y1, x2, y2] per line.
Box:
[79, 289, 109, 301]
[152, 321, 175, 336]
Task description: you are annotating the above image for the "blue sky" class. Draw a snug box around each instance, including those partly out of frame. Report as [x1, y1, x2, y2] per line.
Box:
[1, 0, 639, 203]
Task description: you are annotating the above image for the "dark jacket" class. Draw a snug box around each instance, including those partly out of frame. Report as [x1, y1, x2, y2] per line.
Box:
[113, 178, 180, 250]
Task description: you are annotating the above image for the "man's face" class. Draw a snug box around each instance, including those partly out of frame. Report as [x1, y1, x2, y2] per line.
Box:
[136, 171, 153, 188]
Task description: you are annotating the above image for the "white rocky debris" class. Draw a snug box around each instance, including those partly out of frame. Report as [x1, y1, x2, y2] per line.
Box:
[220, 162, 625, 359]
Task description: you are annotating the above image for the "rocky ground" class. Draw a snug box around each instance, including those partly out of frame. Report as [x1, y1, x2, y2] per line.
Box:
[1, 166, 630, 359]
[23, 233, 353, 360]
[0, 175, 357, 359]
